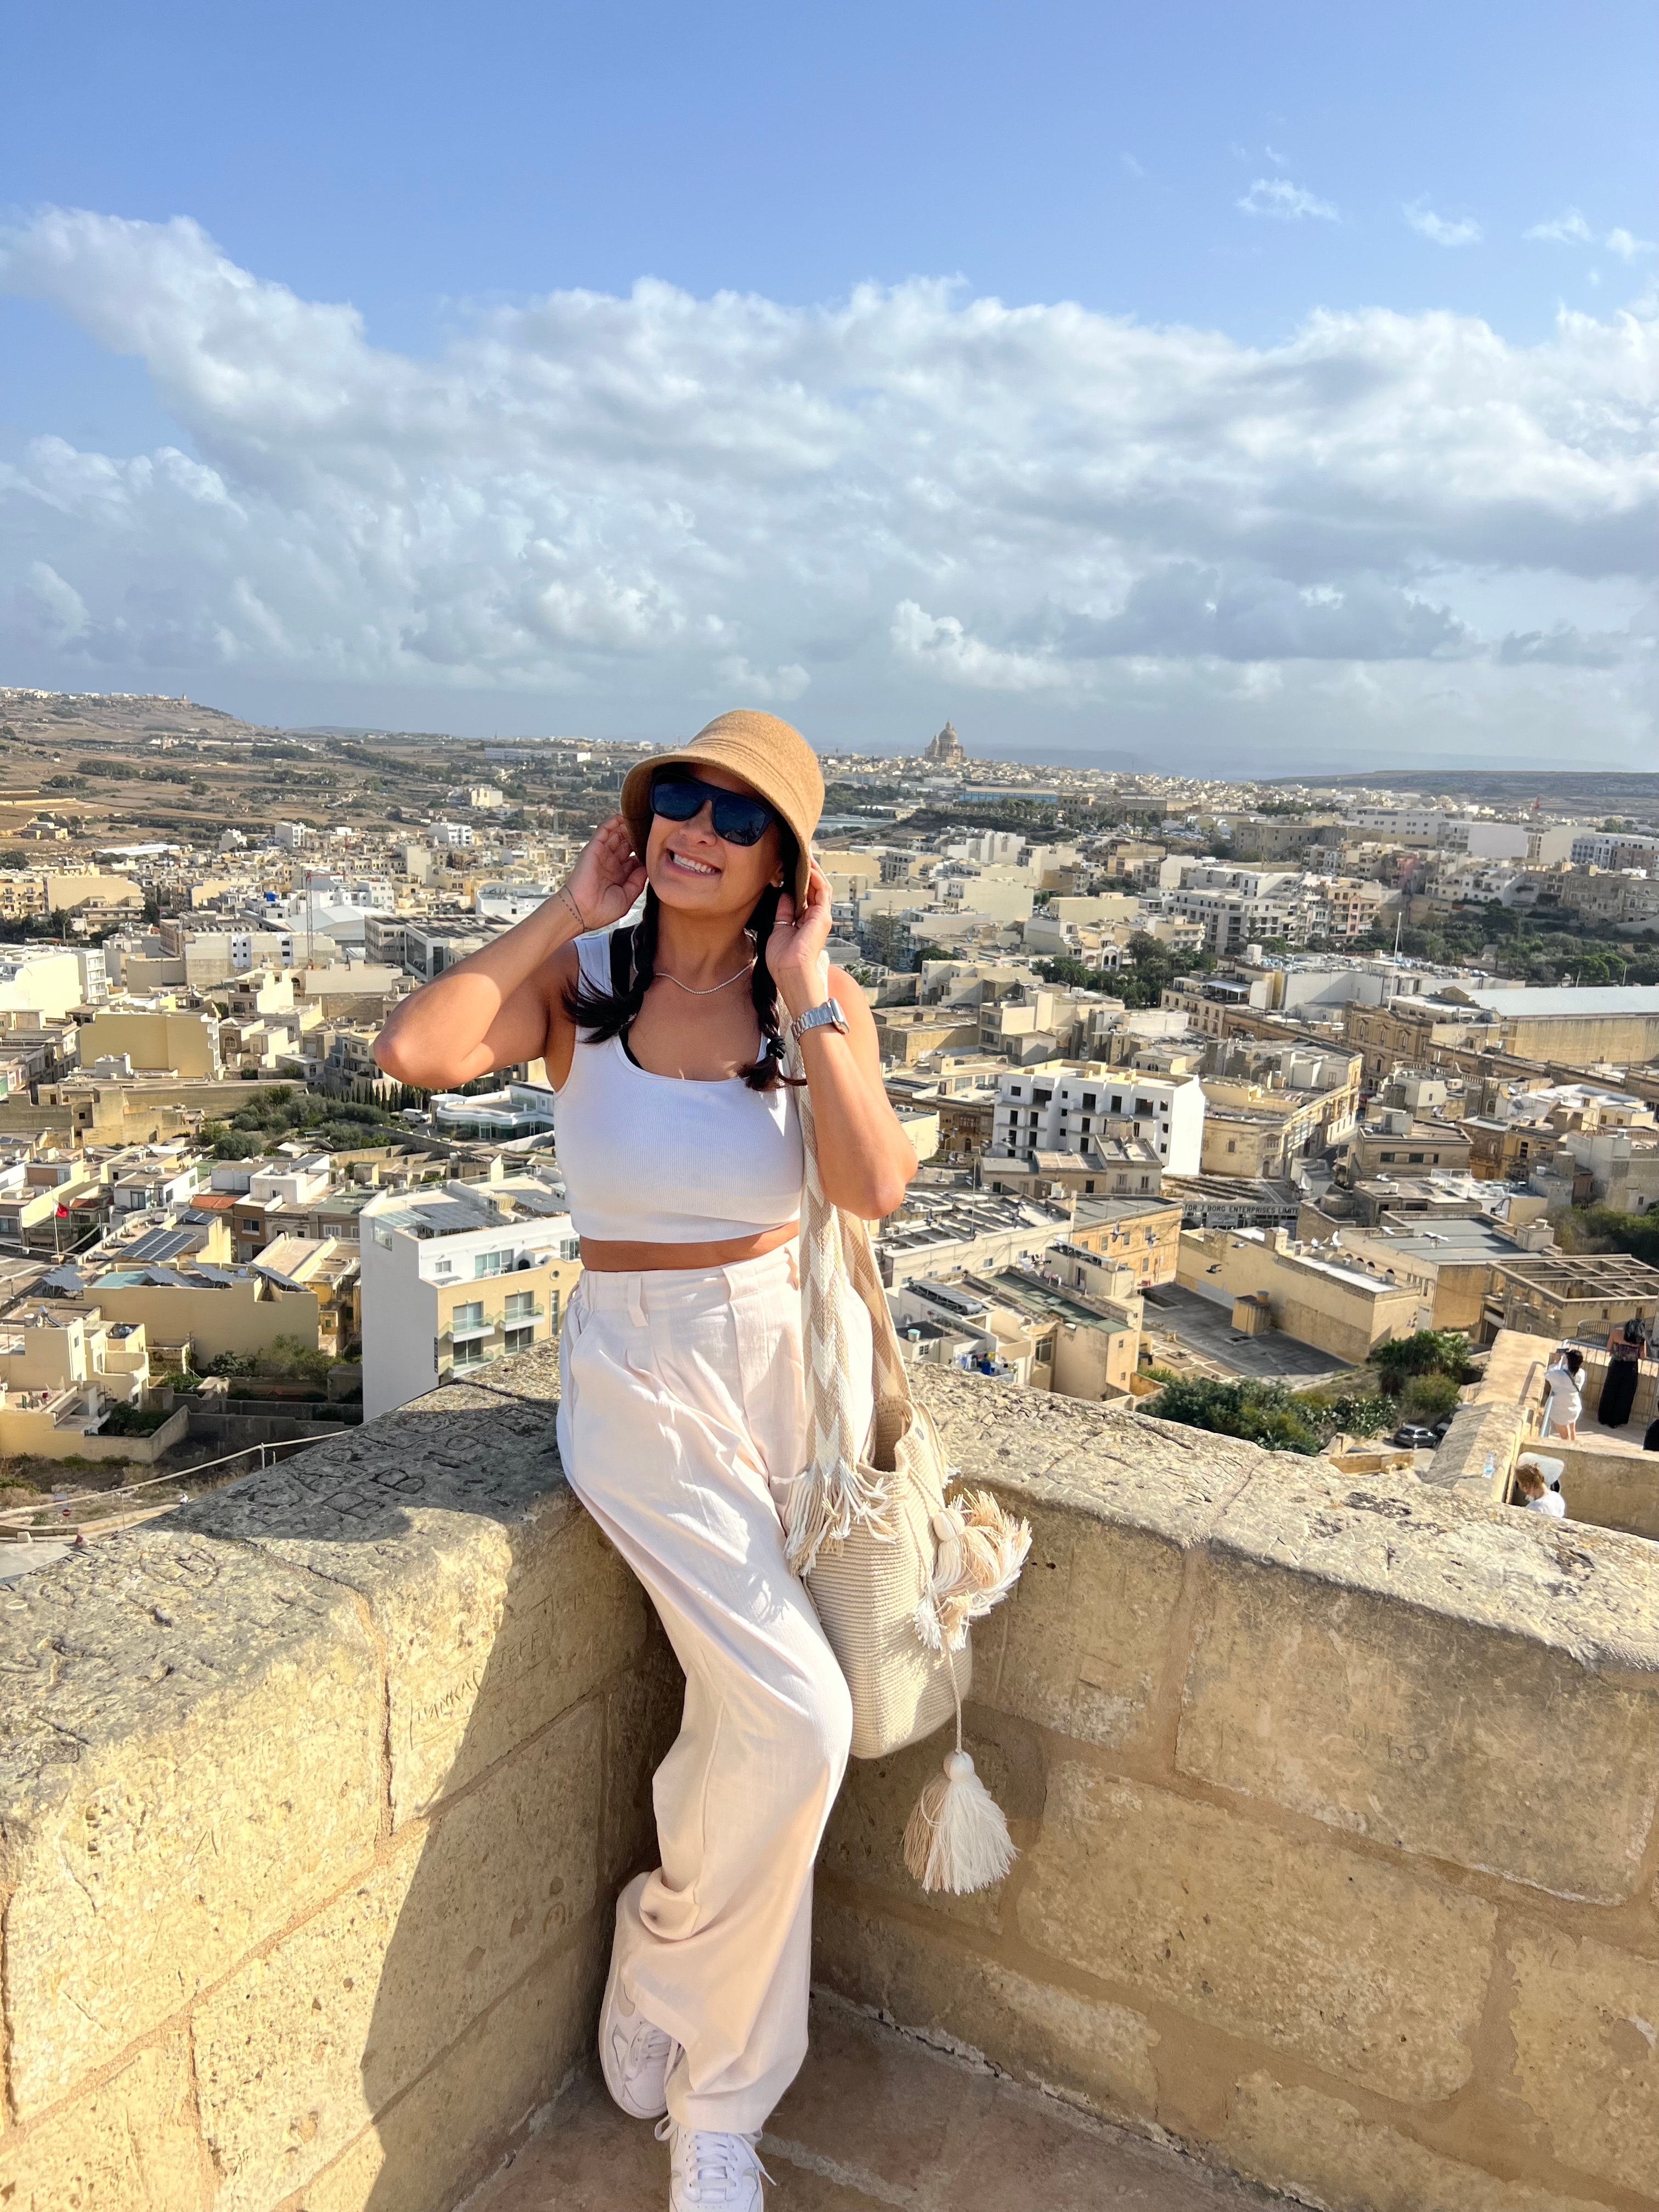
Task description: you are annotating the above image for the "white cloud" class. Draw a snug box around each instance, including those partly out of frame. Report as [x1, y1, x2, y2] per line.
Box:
[1405, 200, 1482, 248]
[1120, 152, 1145, 180]
[0, 207, 1655, 763]
[1527, 209, 1595, 244]
[1237, 178, 1339, 222]
[1526, 210, 1654, 261]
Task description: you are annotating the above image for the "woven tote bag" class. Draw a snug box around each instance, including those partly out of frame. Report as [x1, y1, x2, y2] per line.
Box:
[782, 1036, 1029, 1765]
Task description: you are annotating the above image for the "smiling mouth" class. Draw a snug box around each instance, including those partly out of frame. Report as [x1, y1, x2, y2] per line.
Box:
[666, 850, 721, 877]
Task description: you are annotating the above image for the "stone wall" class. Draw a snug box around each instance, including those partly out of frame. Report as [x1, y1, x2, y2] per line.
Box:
[4, 1353, 1658, 2212]
[819, 1375, 1659, 2212]
[1545, 1434, 1659, 1543]
[0, 1350, 681, 2212]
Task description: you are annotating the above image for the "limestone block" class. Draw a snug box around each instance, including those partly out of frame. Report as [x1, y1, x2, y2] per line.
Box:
[1179, 1551, 1659, 1905]
[0, 1530, 381, 2116]
[813, 1899, 1161, 2123]
[289, 1937, 606, 2212]
[0, 2032, 201, 2212]
[1220, 2072, 1613, 2212]
[195, 1699, 602, 2212]
[911, 1365, 1261, 1536]
[821, 1721, 1037, 1934]
[989, 1500, 1187, 1751]
[1180, 1463, 1659, 1905]
[1018, 1762, 1494, 2102]
[1506, 1928, 1659, 2198]
[186, 1396, 650, 1824]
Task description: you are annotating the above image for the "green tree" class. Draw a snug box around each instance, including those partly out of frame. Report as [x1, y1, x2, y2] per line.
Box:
[1152, 1375, 1324, 1455]
[1373, 1330, 1476, 1392]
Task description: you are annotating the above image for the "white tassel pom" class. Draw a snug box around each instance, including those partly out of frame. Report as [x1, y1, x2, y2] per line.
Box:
[913, 1494, 1032, 1654]
[902, 1747, 1017, 1894]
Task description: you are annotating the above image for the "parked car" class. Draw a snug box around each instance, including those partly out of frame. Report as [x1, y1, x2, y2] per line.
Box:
[1431, 1416, 1455, 1441]
[1393, 1424, 1439, 1450]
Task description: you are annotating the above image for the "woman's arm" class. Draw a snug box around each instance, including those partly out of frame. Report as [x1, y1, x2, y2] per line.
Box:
[768, 861, 918, 1220]
[373, 817, 646, 1091]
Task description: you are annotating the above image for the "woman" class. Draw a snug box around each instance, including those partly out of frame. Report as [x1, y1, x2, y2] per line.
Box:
[1541, 1346, 1583, 1441]
[1596, 1314, 1648, 1430]
[374, 711, 917, 2211]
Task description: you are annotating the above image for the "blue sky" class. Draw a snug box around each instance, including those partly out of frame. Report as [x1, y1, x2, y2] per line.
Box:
[2, 1, 1655, 769]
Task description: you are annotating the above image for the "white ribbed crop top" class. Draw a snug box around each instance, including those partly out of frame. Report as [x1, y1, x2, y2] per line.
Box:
[551, 930, 805, 1243]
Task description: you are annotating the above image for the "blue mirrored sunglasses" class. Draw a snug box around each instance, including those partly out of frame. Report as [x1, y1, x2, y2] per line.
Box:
[650, 770, 776, 848]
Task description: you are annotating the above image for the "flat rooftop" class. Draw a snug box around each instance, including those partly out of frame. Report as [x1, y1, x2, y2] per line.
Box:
[1493, 1253, 1659, 1293]
[1344, 1221, 1521, 1263]
[1463, 985, 1659, 1016]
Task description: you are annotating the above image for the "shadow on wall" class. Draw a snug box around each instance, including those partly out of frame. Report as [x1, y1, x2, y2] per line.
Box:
[171, 1352, 686, 2212]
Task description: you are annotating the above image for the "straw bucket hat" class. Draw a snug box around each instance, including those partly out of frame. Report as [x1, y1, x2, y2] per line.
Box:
[619, 710, 823, 910]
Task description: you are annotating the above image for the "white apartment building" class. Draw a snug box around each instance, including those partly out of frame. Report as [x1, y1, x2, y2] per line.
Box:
[0, 947, 89, 1022]
[992, 1066, 1205, 1172]
[360, 1174, 582, 1419]
[476, 882, 557, 923]
[1440, 821, 1530, 861]
[1166, 866, 1306, 954]
[274, 821, 314, 850]
[430, 822, 476, 850]
[1343, 808, 1448, 841]
[1571, 831, 1659, 871]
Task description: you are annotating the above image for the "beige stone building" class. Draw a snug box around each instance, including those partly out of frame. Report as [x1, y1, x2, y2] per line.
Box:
[78, 1008, 222, 1080]
[1344, 1109, 1473, 1184]
[1065, 1192, 1183, 1289]
[1178, 1225, 1419, 1363]
[1486, 1251, 1659, 1344]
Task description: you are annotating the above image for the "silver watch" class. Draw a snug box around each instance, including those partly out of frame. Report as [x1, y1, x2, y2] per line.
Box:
[789, 996, 849, 1043]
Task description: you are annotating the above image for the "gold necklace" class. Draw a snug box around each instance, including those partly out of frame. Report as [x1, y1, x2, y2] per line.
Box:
[654, 957, 756, 997]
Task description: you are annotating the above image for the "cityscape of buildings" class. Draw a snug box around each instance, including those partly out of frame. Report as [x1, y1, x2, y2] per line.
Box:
[2, 686, 1658, 1548]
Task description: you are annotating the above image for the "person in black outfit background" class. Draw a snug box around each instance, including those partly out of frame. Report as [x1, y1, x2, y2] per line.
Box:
[1596, 1315, 1648, 1429]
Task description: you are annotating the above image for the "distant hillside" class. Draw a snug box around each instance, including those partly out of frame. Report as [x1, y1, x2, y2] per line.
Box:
[0, 687, 265, 746]
[1273, 767, 1659, 818]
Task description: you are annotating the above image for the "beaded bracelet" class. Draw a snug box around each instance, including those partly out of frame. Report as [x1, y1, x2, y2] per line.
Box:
[558, 883, 586, 932]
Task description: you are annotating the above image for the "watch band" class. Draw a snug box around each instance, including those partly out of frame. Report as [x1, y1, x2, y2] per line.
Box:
[789, 996, 849, 1043]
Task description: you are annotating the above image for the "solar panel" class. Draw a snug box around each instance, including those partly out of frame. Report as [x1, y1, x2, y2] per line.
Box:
[126, 1227, 195, 1264]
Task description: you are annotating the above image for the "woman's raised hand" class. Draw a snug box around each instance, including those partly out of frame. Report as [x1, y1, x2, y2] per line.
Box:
[566, 815, 648, 929]
[766, 857, 834, 1018]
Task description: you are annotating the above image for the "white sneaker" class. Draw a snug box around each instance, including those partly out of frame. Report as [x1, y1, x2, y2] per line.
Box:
[599, 1950, 676, 2120]
[654, 2117, 771, 2208]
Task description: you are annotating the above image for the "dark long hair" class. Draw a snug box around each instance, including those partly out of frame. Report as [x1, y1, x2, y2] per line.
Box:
[561, 828, 804, 1094]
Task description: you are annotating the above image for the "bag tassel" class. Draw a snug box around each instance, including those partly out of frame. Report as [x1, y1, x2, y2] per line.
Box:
[913, 1491, 1032, 1656]
[903, 1489, 1024, 1897]
[902, 1709, 1017, 1895]
[782, 1449, 894, 1578]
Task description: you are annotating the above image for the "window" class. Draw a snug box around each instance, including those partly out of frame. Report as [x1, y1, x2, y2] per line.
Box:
[1110, 1095, 1122, 1113]
[505, 1290, 535, 1321]
[504, 1325, 535, 1354]
[450, 1301, 486, 1334]
[475, 1250, 504, 1278]
[1140, 1175, 1152, 1190]
[1408, 1152, 1424, 1165]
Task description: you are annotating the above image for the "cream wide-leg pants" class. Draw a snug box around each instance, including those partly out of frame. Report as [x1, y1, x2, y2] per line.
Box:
[556, 1242, 872, 2133]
